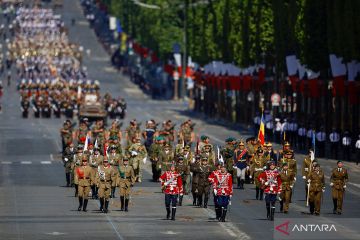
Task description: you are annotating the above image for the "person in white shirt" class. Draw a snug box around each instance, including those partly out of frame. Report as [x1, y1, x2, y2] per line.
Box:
[355, 135, 360, 165]
[329, 128, 340, 159]
[342, 131, 352, 161]
[275, 118, 282, 143]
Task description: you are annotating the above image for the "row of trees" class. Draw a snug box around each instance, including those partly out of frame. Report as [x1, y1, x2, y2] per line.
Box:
[102, 0, 360, 76]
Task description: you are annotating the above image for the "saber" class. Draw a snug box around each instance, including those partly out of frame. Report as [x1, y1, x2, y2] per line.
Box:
[306, 182, 310, 206]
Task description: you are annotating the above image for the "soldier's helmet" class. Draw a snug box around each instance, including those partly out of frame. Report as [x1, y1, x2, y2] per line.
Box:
[201, 156, 208, 161]
[195, 155, 201, 161]
[201, 135, 209, 141]
[77, 144, 84, 150]
[177, 155, 184, 162]
[268, 161, 276, 167]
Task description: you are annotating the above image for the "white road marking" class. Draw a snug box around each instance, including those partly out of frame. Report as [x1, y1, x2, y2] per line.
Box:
[41, 161, 52, 165]
[161, 231, 179, 235]
[50, 154, 54, 161]
[1, 161, 12, 164]
[20, 161, 32, 164]
[45, 232, 67, 236]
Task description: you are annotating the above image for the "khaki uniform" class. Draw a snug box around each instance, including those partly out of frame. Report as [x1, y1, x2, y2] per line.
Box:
[62, 146, 75, 186]
[128, 143, 148, 182]
[159, 149, 174, 172]
[251, 157, 266, 188]
[149, 143, 163, 181]
[197, 164, 213, 207]
[182, 151, 194, 166]
[279, 170, 295, 212]
[190, 161, 201, 205]
[74, 165, 93, 199]
[176, 162, 191, 194]
[308, 169, 325, 214]
[92, 125, 105, 148]
[301, 157, 312, 198]
[117, 164, 135, 199]
[126, 127, 140, 148]
[330, 167, 348, 213]
[96, 165, 116, 200]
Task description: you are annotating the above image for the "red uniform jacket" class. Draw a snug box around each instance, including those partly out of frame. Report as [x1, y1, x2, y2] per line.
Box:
[211, 171, 233, 196]
[160, 171, 184, 195]
[258, 169, 282, 194]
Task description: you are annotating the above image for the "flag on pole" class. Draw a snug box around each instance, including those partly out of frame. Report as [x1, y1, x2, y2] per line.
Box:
[94, 139, 98, 149]
[258, 114, 265, 145]
[83, 134, 91, 153]
[312, 130, 316, 157]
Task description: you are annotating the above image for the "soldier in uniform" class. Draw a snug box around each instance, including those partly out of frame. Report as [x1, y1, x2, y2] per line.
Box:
[179, 120, 195, 146]
[142, 120, 157, 151]
[211, 163, 233, 222]
[73, 120, 89, 145]
[200, 144, 216, 167]
[96, 157, 116, 213]
[125, 119, 141, 149]
[197, 156, 213, 208]
[302, 149, 315, 199]
[60, 120, 73, 153]
[307, 162, 325, 215]
[330, 160, 348, 214]
[73, 144, 85, 196]
[128, 137, 147, 182]
[258, 161, 282, 221]
[208, 163, 222, 220]
[107, 120, 123, 143]
[108, 146, 122, 198]
[149, 136, 165, 181]
[159, 143, 174, 172]
[190, 155, 201, 205]
[89, 147, 103, 199]
[62, 142, 75, 187]
[159, 120, 176, 144]
[74, 155, 93, 212]
[279, 162, 295, 213]
[233, 141, 248, 189]
[221, 138, 236, 185]
[175, 155, 190, 205]
[117, 158, 136, 212]
[182, 145, 194, 165]
[198, 135, 212, 152]
[160, 163, 183, 220]
[250, 149, 266, 200]
[91, 119, 106, 150]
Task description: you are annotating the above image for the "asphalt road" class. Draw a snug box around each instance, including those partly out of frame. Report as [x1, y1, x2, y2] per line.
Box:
[0, 1, 359, 239]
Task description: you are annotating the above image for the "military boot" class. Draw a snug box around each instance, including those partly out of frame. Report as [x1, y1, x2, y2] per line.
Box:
[280, 201, 284, 212]
[83, 199, 88, 212]
[178, 195, 183, 206]
[125, 199, 129, 212]
[198, 195, 203, 207]
[237, 177, 241, 188]
[259, 189, 264, 200]
[91, 186, 96, 199]
[255, 187, 259, 200]
[120, 196, 124, 211]
[215, 207, 221, 220]
[75, 184, 78, 197]
[78, 197, 83, 211]
[66, 173, 70, 187]
[171, 207, 176, 221]
[220, 209, 227, 222]
[111, 187, 115, 198]
[270, 207, 275, 221]
[99, 198, 104, 212]
[166, 207, 171, 219]
[310, 202, 315, 215]
[204, 196, 209, 208]
[266, 205, 270, 219]
[332, 198, 337, 214]
[240, 180, 245, 189]
[104, 200, 109, 213]
[192, 193, 197, 206]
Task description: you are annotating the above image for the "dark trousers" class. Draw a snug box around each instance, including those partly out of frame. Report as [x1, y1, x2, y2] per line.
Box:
[216, 195, 230, 209]
[151, 163, 160, 181]
[165, 194, 178, 208]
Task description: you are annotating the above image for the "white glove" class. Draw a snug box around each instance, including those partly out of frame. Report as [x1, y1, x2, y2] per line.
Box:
[64, 158, 68, 162]
[290, 185, 293, 189]
[302, 176, 306, 180]
[213, 189, 217, 195]
[322, 188, 325, 193]
[164, 182, 168, 186]
[229, 201, 232, 206]
[265, 181, 269, 186]
[180, 193, 183, 196]
[278, 196, 282, 201]
[131, 151, 138, 156]
[330, 182, 334, 186]
[249, 175, 252, 179]
[142, 157, 147, 164]
[233, 166, 238, 169]
[159, 164, 161, 169]
[307, 179, 311, 183]
[304, 168, 309, 172]
[294, 177, 297, 181]
[343, 185, 346, 189]
[246, 166, 250, 170]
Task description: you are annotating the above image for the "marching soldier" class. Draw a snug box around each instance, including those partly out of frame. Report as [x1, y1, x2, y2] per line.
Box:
[62, 142, 75, 187]
[142, 120, 157, 151]
[128, 137, 147, 182]
[221, 137, 236, 185]
[160, 163, 184, 220]
[258, 161, 282, 221]
[125, 119, 141, 149]
[233, 141, 248, 189]
[159, 120, 176, 144]
[279, 163, 295, 213]
[96, 157, 116, 213]
[263, 142, 277, 164]
[89, 147, 103, 199]
[200, 144, 216, 166]
[107, 120, 123, 143]
[250, 149, 266, 200]
[211, 163, 233, 222]
[91, 119, 106, 150]
[108, 145, 122, 198]
[208, 163, 222, 220]
[307, 162, 325, 215]
[197, 156, 213, 208]
[190, 155, 201, 205]
[73, 144, 85, 196]
[117, 158, 136, 212]
[74, 155, 93, 212]
[198, 135, 212, 152]
[73, 120, 89, 145]
[179, 120, 195, 146]
[330, 160, 348, 214]
[182, 145, 194, 165]
[175, 155, 190, 205]
[302, 149, 314, 199]
[159, 143, 174, 172]
[60, 120, 73, 153]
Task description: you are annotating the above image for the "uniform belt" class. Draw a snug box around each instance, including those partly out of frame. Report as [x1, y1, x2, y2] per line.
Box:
[255, 168, 263, 171]
[121, 177, 132, 180]
[79, 177, 90, 179]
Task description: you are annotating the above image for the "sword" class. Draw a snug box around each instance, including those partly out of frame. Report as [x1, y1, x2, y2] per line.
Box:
[306, 182, 310, 207]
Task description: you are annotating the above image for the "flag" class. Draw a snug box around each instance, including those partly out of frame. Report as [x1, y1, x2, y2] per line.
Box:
[94, 139, 98, 149]
[83, 134, 91, 153]
[258, 114, 265, 145]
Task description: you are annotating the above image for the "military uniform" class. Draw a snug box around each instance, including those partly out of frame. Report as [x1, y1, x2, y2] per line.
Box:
[89, 150, 103, 199]
[233, 142, 248, 189]
[74, 157, 94, 212]
[62, 144, 75, 187]
[190, 157, 201, 205]
[148, 138, 164, 181]
[175, 156, 190, 205]
[159, 144, 174, 172]
[307, 165, 325, 215]
[279, 164, 296, 213]
[301, 151, 314, 199]
[125, 123, 141, 148]
[196, 158, 213, 208]
[251, 152, 266, 200]
[60, 122, 72, 152]
[91, 120, 105, 150]
[200, 144, 216, 167]
[221, 138, 236, 183]
[128, 141, 147, 182]
[330, 161, 348, 214]
[117, 159, 135, 211]
[96, 159, 116, 213]
[108, 148, 122, 198]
